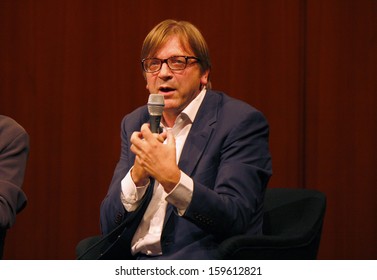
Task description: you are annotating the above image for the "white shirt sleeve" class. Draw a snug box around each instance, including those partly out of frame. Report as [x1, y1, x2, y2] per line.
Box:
[165, 171, 193, 216]
[120, 167, 150, 212]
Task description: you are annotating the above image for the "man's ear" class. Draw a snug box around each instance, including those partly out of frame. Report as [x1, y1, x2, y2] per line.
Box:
[200, 70, 210, 86]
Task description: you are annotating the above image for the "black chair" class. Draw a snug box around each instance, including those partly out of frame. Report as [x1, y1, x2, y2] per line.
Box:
[0, 229, 5, 259]
[76, 188, 326, 260]
[76, 235, 102, 258]
[217, 188, 327, 259]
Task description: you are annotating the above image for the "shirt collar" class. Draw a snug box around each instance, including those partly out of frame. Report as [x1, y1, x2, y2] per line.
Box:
[161, 88, 207, 129]
[180, 87, 207, 124]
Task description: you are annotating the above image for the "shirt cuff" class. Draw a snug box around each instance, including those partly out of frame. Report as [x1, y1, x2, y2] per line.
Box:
[165, 171, 193, 216]
[120, 167, 150, 212]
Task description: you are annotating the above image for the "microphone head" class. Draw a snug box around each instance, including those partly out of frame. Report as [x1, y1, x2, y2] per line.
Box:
[147, 94, 164, 116]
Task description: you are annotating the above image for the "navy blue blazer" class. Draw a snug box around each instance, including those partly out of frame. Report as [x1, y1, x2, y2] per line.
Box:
[100, 90, 272, 259]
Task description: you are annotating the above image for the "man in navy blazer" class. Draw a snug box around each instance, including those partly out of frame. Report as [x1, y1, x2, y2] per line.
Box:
[99, 19, 272, 259]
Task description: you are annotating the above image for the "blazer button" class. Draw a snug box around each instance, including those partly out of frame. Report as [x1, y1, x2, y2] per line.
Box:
[115, 212, 123, 224]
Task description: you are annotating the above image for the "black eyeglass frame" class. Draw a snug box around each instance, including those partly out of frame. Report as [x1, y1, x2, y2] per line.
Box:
[141, 56, 200, 73]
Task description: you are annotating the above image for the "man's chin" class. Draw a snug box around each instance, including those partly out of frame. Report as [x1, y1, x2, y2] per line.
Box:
[158, 91, 175, 98]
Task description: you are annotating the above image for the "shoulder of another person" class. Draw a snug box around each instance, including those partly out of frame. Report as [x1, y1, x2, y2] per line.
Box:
[0, 115, 27, 141]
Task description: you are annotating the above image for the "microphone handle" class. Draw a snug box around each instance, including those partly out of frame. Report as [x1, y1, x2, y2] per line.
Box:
[150, 115, 162, 133]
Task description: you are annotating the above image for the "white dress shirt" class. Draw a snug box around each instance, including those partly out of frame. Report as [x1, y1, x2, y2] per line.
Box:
[120, 88, 206, 256]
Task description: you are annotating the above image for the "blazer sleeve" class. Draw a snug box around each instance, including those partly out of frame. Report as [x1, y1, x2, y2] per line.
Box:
[183, 107, 272, 238]
[100, 115, 133, 234]
[100, 108, 149, 235]
[0, 117, 29, 228]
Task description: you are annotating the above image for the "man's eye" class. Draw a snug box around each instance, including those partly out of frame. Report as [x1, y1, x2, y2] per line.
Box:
[150, 60, 160, 66]
[170, 58, 185, 65]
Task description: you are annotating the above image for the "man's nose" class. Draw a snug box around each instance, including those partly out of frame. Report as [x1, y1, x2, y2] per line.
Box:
[158, 62, 173, 77]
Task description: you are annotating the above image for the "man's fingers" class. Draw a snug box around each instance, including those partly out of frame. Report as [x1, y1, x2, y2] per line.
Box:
[166, 129, 176, 146]
[140, 123, 154, 141]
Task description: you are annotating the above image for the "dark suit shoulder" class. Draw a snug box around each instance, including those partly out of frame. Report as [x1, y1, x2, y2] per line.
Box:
[120, 106, 149, 133]
[205, 90, 266, 122]
[0, 115, 28, 149]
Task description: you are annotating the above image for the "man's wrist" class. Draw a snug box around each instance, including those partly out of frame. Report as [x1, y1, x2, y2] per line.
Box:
[130, 167, 149, 186]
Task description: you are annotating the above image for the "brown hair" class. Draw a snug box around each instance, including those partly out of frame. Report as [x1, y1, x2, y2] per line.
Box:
[141, 19, 211, 88]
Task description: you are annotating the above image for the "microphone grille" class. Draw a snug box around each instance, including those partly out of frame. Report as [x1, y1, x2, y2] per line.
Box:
[148, 94, 164, 116]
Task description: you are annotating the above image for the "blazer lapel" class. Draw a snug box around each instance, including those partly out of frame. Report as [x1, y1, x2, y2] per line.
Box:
[163, 92, 220, 227]
[178, 91, 219, 176]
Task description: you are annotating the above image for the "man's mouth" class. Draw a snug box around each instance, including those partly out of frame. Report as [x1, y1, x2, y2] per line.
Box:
[159, 87, 175, 93]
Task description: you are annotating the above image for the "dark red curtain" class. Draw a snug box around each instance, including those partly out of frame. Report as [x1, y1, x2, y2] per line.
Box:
[1, 0, 376, 259]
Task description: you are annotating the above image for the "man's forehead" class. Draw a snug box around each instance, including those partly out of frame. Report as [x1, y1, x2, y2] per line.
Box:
[151, 35, 193, 57]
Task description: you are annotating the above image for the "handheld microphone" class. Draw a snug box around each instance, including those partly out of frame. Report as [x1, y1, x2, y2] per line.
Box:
[147, 94, 164, 133]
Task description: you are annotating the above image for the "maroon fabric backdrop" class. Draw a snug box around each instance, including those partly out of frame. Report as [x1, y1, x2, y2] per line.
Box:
[0, 0, 376, 259]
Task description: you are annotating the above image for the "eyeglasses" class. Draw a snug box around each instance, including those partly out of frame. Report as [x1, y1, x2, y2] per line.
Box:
[141, 56, 200, 73]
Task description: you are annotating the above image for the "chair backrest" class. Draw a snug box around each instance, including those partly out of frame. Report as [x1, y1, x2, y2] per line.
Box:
[217, 188, 327, 259]
[262, 188, 327, 259]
